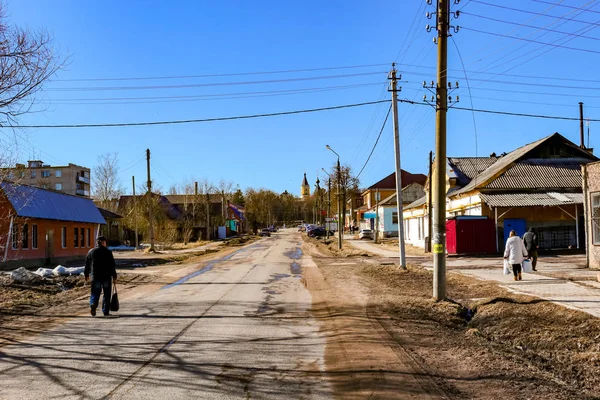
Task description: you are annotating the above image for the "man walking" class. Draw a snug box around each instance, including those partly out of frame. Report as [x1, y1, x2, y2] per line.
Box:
[84, 236, 117, 317]
[523, 227, 539, 271]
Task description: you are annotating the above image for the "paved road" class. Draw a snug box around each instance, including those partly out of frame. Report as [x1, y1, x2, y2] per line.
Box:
[0, 231, 332, 399]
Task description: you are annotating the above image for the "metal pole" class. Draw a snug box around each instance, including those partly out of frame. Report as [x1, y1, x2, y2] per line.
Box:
[374, 189, 379, 244]
[132, 176, 138, 249]
[146, 149, 155, 252]
[495, 207, 499, 253]
[582, 164, 591, 267]
[432, 0, 449, 300]
[328, 178, 331, 239]
[390, 65, 406, 268]
[580, 102, 585, 148]
[337, 158, 343, 249]
[576, 205, 579, 249]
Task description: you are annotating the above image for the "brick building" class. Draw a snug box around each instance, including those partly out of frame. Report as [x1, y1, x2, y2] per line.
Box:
[0, 182, 105, 268]
[2, 160, 91, 197]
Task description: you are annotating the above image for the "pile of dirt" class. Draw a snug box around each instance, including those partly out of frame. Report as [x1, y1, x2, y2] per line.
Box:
[223, 236, 255, 247]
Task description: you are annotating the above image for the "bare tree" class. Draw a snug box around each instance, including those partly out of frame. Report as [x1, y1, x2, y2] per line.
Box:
[216, 179, 234, 225]
[93, 153, 124, 211]
[0, 3, 62, 179]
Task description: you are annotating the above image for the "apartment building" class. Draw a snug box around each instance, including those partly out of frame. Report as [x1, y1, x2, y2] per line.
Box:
[3, 160, 91, 197]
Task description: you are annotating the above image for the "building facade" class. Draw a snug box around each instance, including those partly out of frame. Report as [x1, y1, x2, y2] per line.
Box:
[404, 133, 596, 253]
[0, 182, 105, 268]
[3, 160, 91, 197]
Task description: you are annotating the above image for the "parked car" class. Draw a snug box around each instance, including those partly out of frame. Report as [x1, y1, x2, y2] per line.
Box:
[308, 227, 327, 238]
[259, 228, 271, 237]
[358, 229, 373, 239]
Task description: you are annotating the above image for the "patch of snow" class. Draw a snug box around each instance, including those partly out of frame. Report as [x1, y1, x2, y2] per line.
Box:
[108, 245, 135, 251]
[32, 265, 85, 278]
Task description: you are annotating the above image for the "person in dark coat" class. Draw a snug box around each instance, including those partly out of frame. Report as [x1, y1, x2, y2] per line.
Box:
[84, 236, 117, 316]
[523, 227, 539, 271]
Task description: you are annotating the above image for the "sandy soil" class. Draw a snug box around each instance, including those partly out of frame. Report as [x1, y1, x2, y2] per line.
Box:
[302, 237, 600, 399]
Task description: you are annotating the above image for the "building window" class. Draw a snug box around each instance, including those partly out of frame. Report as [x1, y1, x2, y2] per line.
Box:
[55, 183, 62, 190]
[42, 170, 51, 178]
[55, 170, 62, 178]
[392, 212, 399, 224]
[80, 228, 84, 248]
[593, 193, 600, 245]
[31, 171, 36, 178]
[19, 171, 25, 178]
[87, 228, 91, 247]
[11, 224, 18, 249]
[62, 227, 67, 248]
[22, 223, 28, 249]
[74, 227, 79, 247]
[32, 225, 38, 249]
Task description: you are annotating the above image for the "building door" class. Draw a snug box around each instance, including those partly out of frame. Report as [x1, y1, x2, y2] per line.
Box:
[504, 218, 527, 243]
[45, 229, 54, 265]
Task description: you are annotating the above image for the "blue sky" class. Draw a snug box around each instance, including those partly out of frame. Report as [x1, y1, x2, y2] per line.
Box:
[6, 0, 600, 195]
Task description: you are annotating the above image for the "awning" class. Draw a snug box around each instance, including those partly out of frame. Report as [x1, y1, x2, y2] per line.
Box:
[480, 192, 583, 208]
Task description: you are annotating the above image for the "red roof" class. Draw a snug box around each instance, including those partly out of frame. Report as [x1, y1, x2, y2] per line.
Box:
[367, 171, 427, 190]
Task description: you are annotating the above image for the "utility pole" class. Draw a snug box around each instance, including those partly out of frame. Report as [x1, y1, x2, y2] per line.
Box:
[132, 176, 139, 249]
[327, 178, 331, 238]
[427, 151, 433, 253]
[389, 64, 406, 269]
[206, 191, 210, 240]
[580, 102, 585, 148]
[374, 189, 380, 244]
[146, 149, 155, 252]
[337, 159, 343, 249]
[432, 0, 449, 300]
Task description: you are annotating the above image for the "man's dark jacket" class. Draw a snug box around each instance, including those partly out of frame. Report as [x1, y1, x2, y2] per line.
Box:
[523, 231, 538, 253]
[84, 246, 117, 281]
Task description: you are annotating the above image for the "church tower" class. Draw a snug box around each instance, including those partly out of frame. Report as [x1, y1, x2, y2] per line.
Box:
[300, 173, 310, 199]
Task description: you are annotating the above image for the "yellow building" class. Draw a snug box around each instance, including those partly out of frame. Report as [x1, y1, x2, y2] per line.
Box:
[300, 173, 310, 199]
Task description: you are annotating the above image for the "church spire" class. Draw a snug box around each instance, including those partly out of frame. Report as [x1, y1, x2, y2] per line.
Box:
[301, 172, 310, 199]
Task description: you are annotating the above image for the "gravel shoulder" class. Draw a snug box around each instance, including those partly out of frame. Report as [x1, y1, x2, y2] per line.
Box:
[303, 236, 600, 399]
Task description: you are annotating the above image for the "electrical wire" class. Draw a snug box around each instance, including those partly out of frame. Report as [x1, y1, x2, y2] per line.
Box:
[532, 0, 600, 14]
[470, 0, 600, 25]
[463, 12, 600, 41]
[356, 104, 392, 179]
[45, 71, 388, 92]
[53, 63, 390, 82]
[12, 100, 391, 129]
[463, 27, 600, 55]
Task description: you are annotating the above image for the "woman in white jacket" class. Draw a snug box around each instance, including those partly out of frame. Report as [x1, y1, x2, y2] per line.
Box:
[504, 230, 528, 281]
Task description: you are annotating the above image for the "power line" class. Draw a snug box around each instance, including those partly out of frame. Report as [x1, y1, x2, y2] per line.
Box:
[12, 100, 391, 129]
[463, 12, 600, 41]
[43, 82, 384, 105]
[356, 104, 392, 179]
[397, 98, 600, 121]
[45, 71, 388, 92]
[531, 0, 600, 14]
[470, 0, 600, 26]
[53, 63, 390, 82]
[463, 26, 600, 55]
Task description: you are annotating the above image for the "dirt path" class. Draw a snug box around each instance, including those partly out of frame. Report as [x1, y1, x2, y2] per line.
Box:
[302, 237, 598, 399]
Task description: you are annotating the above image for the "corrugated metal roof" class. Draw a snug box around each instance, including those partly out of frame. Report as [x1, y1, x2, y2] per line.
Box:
[480, 192, 582, 207]
[452, 133, 597, 197]
[1, 182, 106, 224]
[404, 195, 427, 210]
[448, 157, 499, 183]
[97, 207, 123, 219]
[485, 158, 587, 189]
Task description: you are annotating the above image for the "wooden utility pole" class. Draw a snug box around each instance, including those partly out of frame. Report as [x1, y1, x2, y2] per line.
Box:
[132, 176, 139, 249]
[432, 0, 449, 300]
[206, 191, 210, 240]
[389, 64, 406, 269]
[427, 151, 433, 253]
[146, 149, 155, 252]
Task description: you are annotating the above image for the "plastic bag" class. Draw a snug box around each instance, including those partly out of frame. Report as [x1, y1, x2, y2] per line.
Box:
[522, 259, 533, 273]
[503, 259, 512, 275]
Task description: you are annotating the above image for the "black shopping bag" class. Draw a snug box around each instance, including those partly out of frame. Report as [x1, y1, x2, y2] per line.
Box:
[110, 282, 120, 312]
